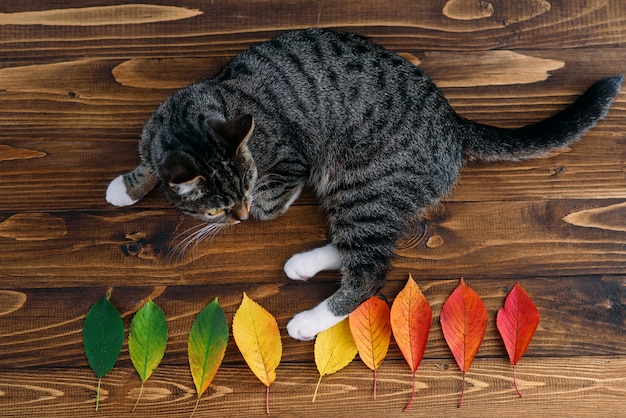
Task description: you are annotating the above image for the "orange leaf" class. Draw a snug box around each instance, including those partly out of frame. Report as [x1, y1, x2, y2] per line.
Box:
[349, 296, 391, 400]
[496, 282, 540, 397]
[390, 274, 432, 411]
[440, 278, 487, 407]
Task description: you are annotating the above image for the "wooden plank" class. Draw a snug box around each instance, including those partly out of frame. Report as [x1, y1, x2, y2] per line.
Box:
[0, 357, 624, 417]
[1, 0, 625, 56]
[0, 199, 623, 286]
[0, 128, 624, 212]
[1, 48, 624, 136]
[0, 276, 623, 369]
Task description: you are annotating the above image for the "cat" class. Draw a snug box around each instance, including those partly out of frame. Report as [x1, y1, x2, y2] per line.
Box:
[106, 28, 622, 341]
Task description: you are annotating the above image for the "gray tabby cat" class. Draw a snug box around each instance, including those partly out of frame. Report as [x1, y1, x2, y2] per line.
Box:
[106, 28, 622, 340]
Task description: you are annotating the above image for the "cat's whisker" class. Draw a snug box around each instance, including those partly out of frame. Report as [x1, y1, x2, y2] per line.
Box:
[168, 222, 228, 263]
[171, 222, 207, 246]
[251, 174, 288, 202]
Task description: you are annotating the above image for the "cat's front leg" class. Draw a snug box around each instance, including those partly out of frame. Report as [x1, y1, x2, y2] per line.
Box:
[284, 244, 342, 281]
[106, 163, 158, 207]
[287, 299, 347, 341]
[251, 179, 305, 220]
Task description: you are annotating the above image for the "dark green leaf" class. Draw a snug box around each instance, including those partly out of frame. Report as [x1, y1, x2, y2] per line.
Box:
[83, 296, 124, 378]
[83, 294, 124, 411]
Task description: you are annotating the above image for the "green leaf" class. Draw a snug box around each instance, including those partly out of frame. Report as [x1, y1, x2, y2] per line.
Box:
[128, 299, 168, 411]
[83, 294, 124, 411]
[188, 298, 229, 413]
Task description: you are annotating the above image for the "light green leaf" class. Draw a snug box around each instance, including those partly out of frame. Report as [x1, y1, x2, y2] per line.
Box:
[83, 293, 124, 411]
[188, 298, 229, 413]
[128, 299, 168, 411]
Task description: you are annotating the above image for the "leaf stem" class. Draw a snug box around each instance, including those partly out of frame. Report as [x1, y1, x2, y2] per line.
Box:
[191, 397, 201, 417]
[373, 368, 377, 400]
[402, 371, 416, 412]
[95, 378, 102, 411]
[514, 365, 522, 397]
[312, 375, 323, 402]
[458, 371, 465, 408]
[132, 382, 144, 412]
[266, 385, 270, 415]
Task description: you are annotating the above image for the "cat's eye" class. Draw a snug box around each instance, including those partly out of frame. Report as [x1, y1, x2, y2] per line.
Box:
[207, 208, 225, 216]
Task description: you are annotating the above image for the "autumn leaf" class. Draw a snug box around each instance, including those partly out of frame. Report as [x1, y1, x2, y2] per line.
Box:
[232, 292, 282, 414]
[349, 296, 391, 400]
[496, 282, 540, 397]
[188, 298, 229, 415]
[390, 274, 432, 411]
[128, 299, 168, 412]
[83, 293, 124, 411]
[440, 278, 487, 407]
[313, 318, 357, 402]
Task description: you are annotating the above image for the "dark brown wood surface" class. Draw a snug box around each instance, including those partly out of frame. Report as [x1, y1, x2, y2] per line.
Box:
[1, 1, 625, 416]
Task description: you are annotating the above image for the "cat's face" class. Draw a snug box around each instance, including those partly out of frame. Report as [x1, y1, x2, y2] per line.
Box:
[159, 115, 257, 225]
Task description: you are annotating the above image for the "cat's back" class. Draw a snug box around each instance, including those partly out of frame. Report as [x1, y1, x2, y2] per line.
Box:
[215, 29, 440, 139]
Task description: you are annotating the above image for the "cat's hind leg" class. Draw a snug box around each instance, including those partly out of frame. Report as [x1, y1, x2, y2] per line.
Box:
[106, 163, 158, 207]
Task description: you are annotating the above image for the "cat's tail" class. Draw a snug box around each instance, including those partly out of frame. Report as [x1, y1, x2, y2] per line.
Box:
[461, 75, 623, 162]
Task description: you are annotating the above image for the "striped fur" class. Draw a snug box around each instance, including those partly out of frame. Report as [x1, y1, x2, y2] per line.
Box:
[107, 28, 622, 340]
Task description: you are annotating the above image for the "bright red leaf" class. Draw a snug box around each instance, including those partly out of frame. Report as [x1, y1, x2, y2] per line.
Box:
[440, 278, 487, 407]
[496, 282, 540, 397]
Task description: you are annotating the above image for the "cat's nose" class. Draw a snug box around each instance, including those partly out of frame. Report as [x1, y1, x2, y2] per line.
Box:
[231, 204, 249, 222]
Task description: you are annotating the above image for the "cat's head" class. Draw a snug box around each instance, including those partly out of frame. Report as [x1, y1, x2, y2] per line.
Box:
[159, 114, 257, 225]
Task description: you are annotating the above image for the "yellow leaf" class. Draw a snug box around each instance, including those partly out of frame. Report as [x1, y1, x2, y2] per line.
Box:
[232, 292, 282, 387]
[312, 319, 357, 402]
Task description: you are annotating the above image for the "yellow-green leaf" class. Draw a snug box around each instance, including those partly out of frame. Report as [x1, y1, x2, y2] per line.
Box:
[188, 298, 229, 398]
[128, 299, 168, 411]
[313, 318, 357, 402]
[232, 292, 282, 414]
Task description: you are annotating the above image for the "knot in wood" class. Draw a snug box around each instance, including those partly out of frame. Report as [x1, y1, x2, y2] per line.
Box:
[121, 231, 160, 259]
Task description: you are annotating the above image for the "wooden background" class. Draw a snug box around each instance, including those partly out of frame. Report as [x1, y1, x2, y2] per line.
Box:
[1, 0, 625, 416]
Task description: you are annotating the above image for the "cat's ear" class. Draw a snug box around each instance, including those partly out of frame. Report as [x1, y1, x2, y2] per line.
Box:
[210, 114, 255, 155]
[159, 153, 205, 196]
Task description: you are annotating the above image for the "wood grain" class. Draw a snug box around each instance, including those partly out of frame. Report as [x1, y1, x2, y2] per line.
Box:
[0, 358, 624, 417]
[0, 276, 623, 368]
[0, 0, 624, 416]
[0, 199, 623, 286]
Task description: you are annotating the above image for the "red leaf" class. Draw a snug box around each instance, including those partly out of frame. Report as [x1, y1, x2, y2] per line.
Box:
[496, 282, 540, 397]
[440, 278, 487, 407]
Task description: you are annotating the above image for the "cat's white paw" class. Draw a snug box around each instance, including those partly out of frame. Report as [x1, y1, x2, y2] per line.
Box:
[106, 175, 138, 207]
[287, 300, 346, 341]
[284, 253, 317, 281]
[284, 244, 342, 281]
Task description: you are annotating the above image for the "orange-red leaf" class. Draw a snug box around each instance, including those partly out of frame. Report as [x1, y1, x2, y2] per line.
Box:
[440, 278, 487, 407]
[496, 282, 540, 396]
[390, 274, 432, 373]
[390, 274, 432, 411]
[349, 296, 391, 400]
